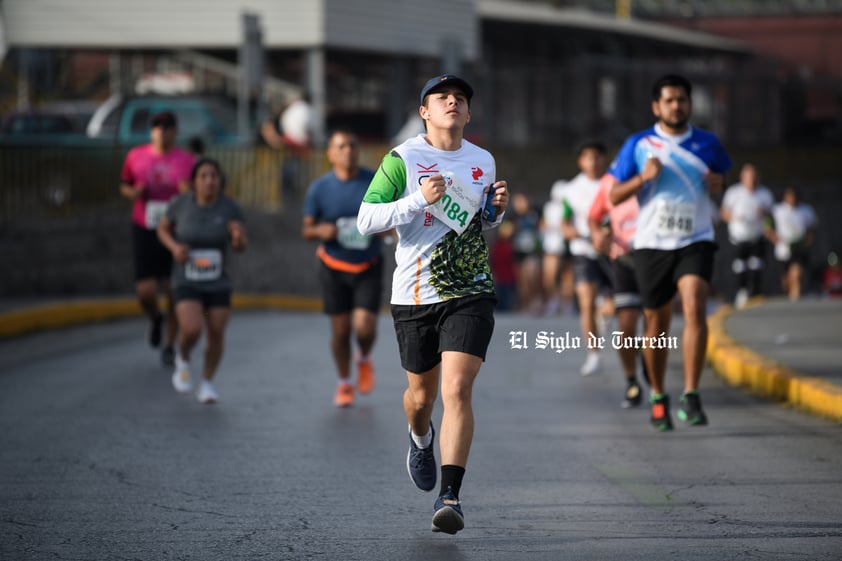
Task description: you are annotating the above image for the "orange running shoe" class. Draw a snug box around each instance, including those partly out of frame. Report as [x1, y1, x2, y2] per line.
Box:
[357, 357, 375, 395]
[334, 382, 355, 407]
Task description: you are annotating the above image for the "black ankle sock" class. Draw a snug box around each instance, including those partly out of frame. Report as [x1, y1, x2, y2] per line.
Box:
[440, 465, 466, 498]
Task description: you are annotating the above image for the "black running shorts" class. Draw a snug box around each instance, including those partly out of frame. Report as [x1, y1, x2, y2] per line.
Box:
[732, 239, 766, 270]
[132, 223, 173, 282]
[633, 241, 716, 310]
[173, 286, 232, 308]
[612, 254, 642, 310]
[391, 294, 496, 374]
[318, 259, 384, 315]
[573, 255, 614, 290]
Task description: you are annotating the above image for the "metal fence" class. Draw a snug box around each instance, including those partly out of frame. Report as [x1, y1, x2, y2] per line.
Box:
[2, 141, 840, 219]
[1, 141, 839, 299]
[0, 145, 332, 225]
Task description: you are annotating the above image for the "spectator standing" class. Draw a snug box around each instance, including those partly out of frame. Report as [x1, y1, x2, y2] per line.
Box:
[260, 94, 316, 199]
[510, 192, 543, 313]
[823, 251, 842, 299]
[490, 220, 518, 312]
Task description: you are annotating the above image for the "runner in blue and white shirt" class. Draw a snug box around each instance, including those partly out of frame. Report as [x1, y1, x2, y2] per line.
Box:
[609, 74, 732, 431]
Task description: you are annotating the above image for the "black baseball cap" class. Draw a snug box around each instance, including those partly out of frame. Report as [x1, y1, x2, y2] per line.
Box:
[150, 111, 177, 129]
[419, 74, 474, 105]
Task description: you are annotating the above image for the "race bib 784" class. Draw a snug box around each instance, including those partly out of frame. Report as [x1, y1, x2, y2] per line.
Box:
[427, 172, 481, 235]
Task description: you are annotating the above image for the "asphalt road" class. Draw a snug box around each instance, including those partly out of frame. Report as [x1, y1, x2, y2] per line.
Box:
[2, 310, 841, 560]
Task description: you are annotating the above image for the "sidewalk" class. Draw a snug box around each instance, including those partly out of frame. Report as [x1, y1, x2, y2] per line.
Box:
[707, 296, 842, 423]
[2, 293, 840, 423]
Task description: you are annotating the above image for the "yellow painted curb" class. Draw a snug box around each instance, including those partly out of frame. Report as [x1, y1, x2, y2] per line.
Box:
[232, 293, 322, 313]
[0, 299, 141, 338]
[790, 376, 842, 422]
[707, 303, 842, 423]
[0, 294, 323, 339]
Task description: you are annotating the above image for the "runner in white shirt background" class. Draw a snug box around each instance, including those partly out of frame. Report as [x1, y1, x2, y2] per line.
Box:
[770, 186, 818, 301]
[541, 180, 574, 317]
[560, 141, 614, 376]
[720, 163, 775, 308]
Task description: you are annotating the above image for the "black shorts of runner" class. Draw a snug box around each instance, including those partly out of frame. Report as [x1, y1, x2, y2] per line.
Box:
[633, 241, 717, 310]
[391, 294, 496, 374]
[132, 223, 173, 281]
[173, 286, 232, 308]
[780, 241, 811, 269]
[318, 259, 383, 315]
[573, 255, 614, 290]
[612, 254, 641, 310]
[732, 239, 766, 269]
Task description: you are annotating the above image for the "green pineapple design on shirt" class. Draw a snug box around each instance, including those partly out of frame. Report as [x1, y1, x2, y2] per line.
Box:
[429, 214, 494, 300]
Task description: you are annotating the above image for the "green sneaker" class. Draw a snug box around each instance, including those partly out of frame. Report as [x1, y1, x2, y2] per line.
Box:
[677, 391, 709, 426]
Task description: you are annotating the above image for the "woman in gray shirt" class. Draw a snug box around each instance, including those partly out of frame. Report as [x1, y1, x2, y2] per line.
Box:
[157, 158, 247, 403]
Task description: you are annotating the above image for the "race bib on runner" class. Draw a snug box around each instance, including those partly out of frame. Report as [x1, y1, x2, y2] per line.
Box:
[145, 201, 168, 230]
[427, 172, 481, 235]
[185, 249, 222, 282]
[335, 216, 371, 250]
[654, 200, 696, 238]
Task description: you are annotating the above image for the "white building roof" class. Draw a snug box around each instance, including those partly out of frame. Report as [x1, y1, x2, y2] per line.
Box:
[478, 0, 751, 53]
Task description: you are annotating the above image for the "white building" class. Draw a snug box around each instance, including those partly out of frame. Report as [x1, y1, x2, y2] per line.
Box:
[1, 0, 759, 145]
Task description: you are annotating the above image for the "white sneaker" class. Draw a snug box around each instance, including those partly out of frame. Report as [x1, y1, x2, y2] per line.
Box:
[197, 380, 219, 404]
[171, 362, 192, 394]
[580, 352, 601, 376]
[735, 288, 749, 309]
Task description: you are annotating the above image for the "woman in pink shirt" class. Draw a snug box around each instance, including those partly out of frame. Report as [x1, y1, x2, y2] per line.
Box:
[119, 111, 195, 366]
[588, 172, 648, 408]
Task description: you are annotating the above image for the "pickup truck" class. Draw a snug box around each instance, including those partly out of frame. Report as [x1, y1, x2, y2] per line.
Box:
[0, 95, 254, 213]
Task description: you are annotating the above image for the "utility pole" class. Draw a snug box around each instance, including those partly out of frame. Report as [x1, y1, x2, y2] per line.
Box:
[239, 12, 264, 139]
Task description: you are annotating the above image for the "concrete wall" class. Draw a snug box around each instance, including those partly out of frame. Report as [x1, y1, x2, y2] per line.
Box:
[0, 202, 326, 298]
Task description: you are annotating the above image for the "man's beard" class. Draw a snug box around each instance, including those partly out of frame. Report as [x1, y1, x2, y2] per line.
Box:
[662, 115, 689, 130]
